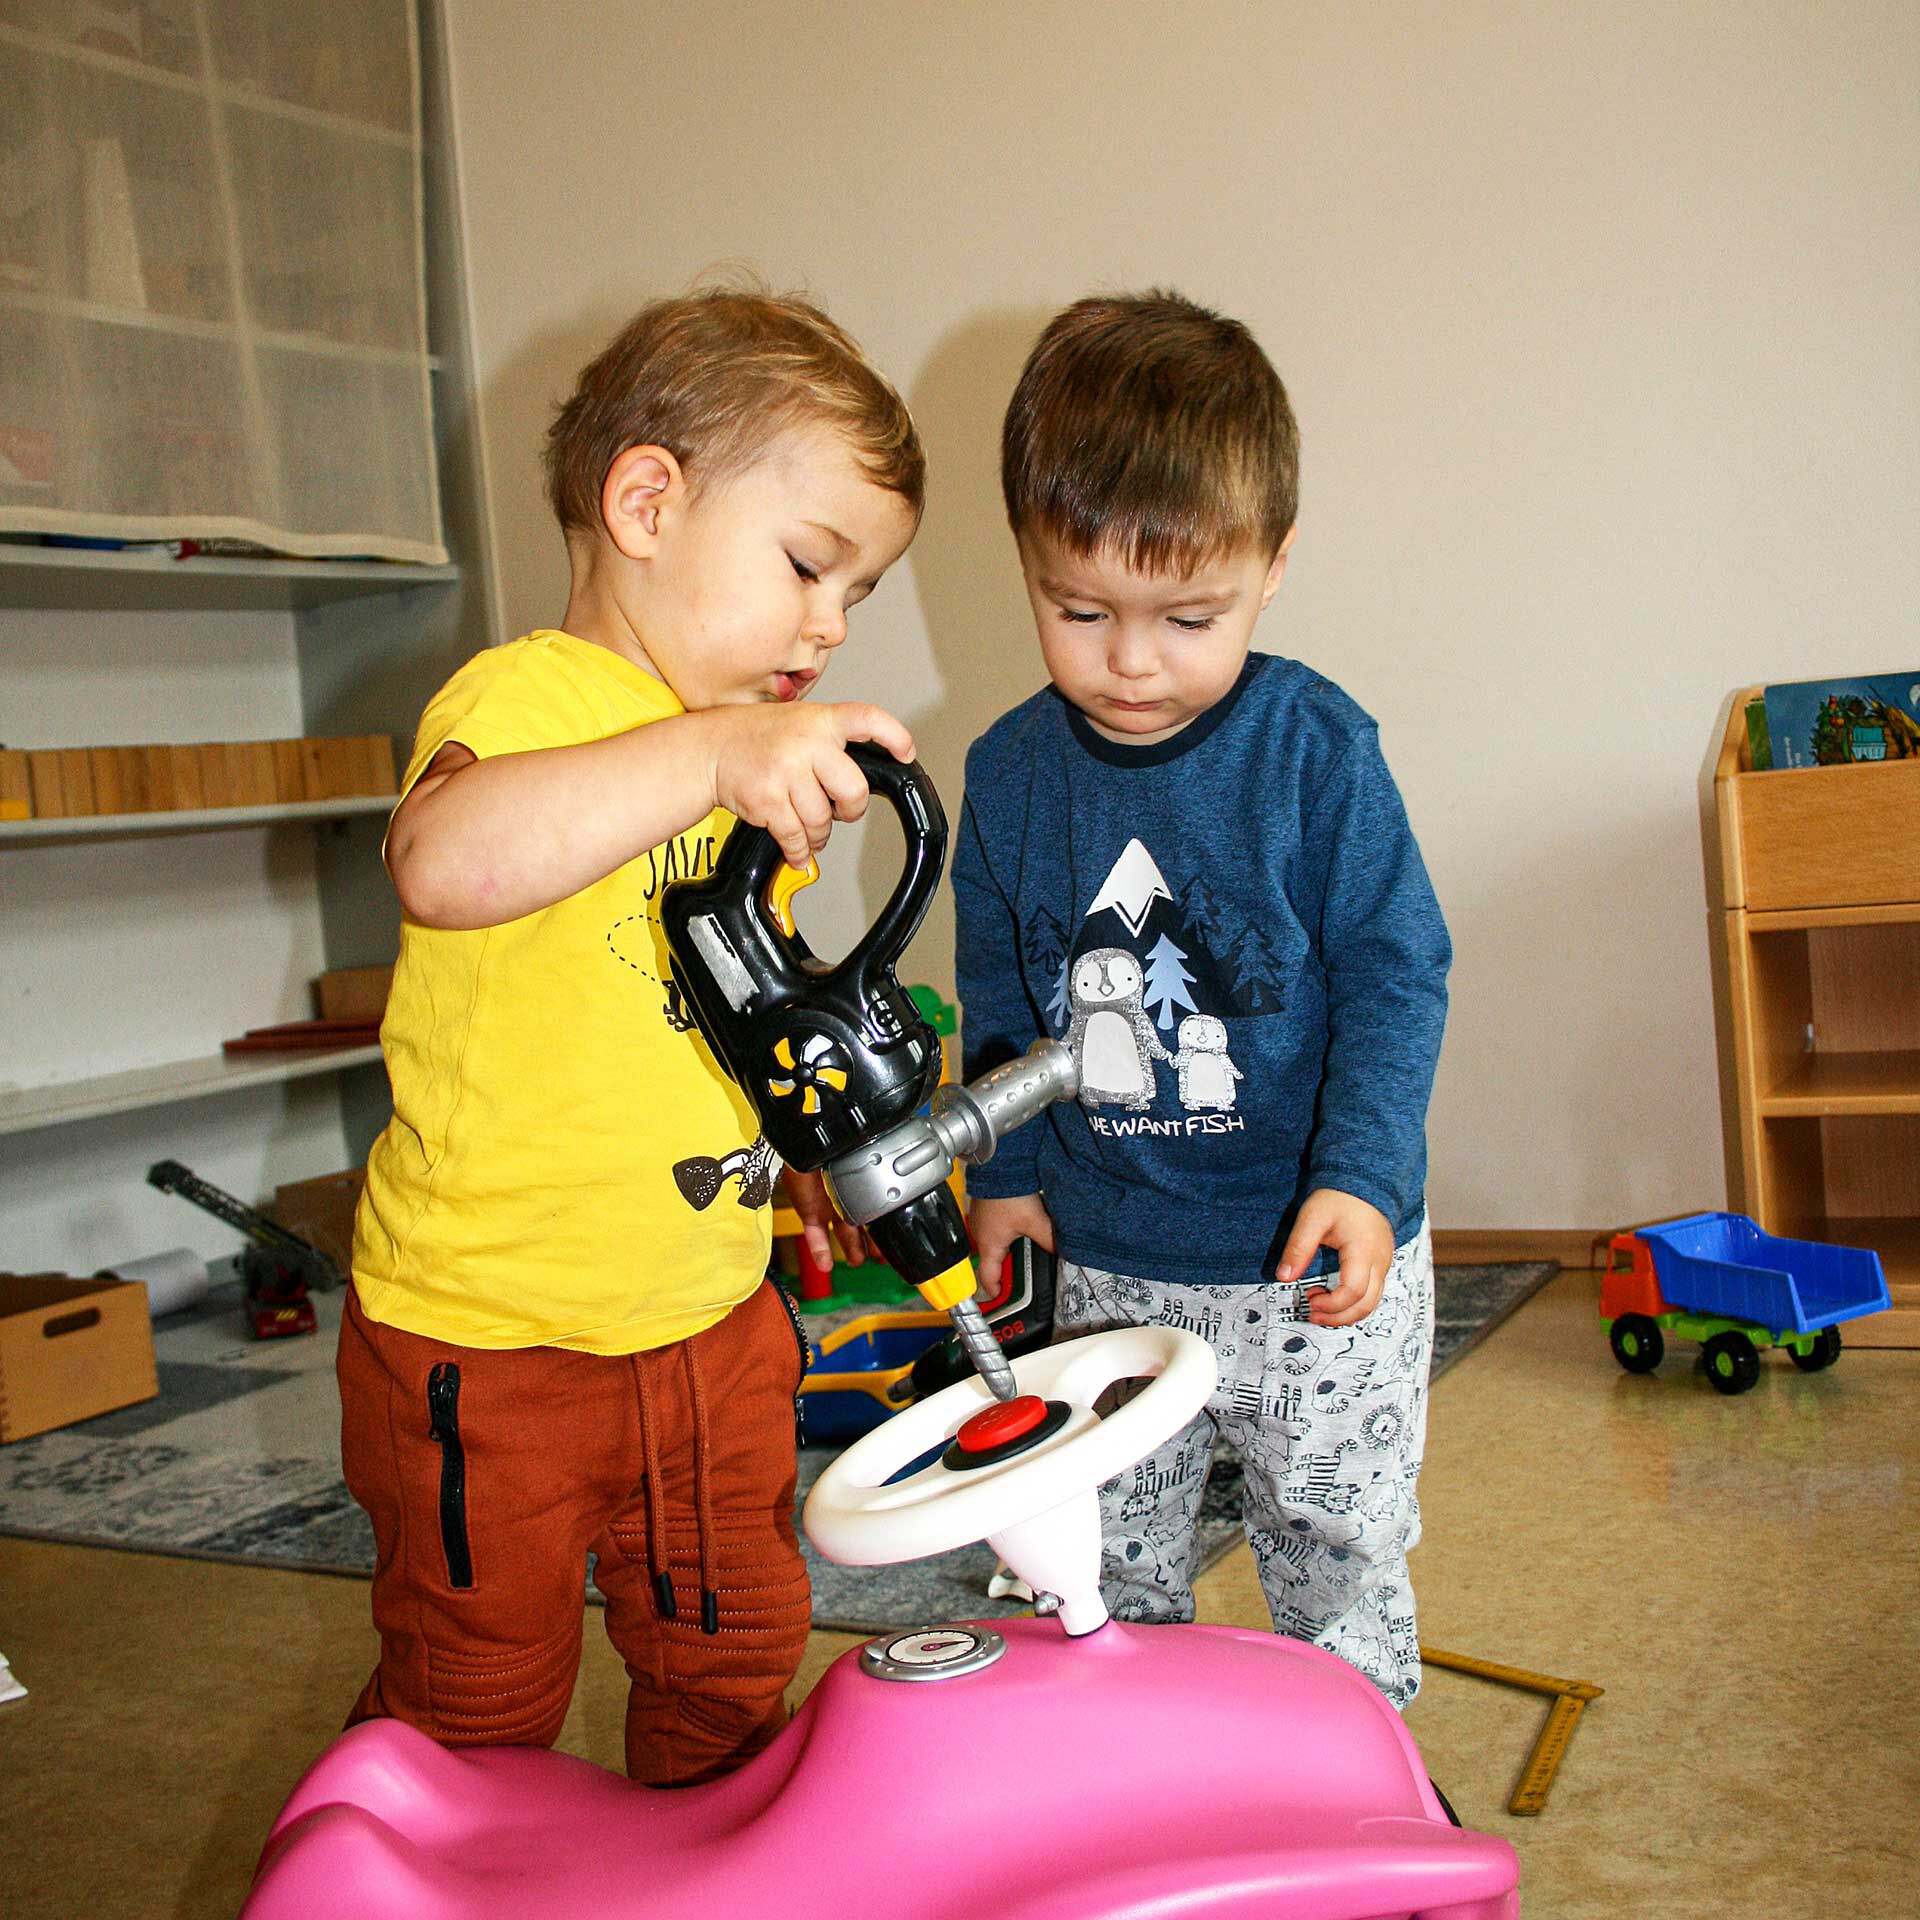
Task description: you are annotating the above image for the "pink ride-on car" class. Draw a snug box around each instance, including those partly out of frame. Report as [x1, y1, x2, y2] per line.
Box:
[243, 1325, 1520, 1920]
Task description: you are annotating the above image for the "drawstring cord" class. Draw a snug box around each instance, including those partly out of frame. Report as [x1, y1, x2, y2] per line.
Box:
[683, 1338, 720, 1634]
[632, 1335, 721, 1636]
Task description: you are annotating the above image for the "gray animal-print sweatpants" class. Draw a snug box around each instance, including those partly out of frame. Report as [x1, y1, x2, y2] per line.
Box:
[1054, 1217, 1433, 1707]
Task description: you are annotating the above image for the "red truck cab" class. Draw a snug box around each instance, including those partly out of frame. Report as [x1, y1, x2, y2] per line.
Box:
[1599, 1233, 1671, 1321]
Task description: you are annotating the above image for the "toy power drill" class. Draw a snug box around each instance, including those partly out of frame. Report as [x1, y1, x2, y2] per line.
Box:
[661, 745, 1075, 1402]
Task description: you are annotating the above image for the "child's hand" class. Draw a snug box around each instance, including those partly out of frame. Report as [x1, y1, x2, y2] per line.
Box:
[703, 702, 915, 871]
[782, 1169, 878, 1270]
[968, 1193, 1055, 1300]
[1276, 1188, 1395, 1326]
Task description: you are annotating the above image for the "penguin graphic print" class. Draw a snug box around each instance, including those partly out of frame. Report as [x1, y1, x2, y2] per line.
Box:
[1065, 948, 1172, 1110]
[1174, 1015, 1241, 1111]
[1052, 839, 1271, 1127]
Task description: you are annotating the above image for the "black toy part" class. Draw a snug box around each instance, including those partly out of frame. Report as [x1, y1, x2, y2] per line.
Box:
[659, 744, 947, 1172]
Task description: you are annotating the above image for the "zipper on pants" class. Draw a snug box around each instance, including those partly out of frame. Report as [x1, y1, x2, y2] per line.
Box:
[426, 1361, 474, 1590]
[771, 1281, 813, 1441]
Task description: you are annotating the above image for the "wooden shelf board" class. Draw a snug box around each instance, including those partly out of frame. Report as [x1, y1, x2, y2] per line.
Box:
[1761, 1051, 1920, 1117]
[0, 544, 457, 612]
[1748, 902, 1920, 933]
[0, 796, 393, 848]
[0, 1044, 384, 1138]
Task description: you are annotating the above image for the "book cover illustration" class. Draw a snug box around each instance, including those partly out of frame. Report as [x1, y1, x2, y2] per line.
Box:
[1762, 672, 1920, 770]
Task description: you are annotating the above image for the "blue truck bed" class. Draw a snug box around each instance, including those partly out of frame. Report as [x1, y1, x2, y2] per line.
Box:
[1638, 1213, 1890, 1334]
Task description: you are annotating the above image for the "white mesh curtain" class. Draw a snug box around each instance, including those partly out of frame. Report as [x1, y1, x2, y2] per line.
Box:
[0, 0, 446, 563]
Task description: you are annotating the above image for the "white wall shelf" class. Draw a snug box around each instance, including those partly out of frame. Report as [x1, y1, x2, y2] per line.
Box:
[0, 0, 492, 1275]
[0, 543, 458, 612]
[0, 289, 445, 371]
[0, 796, 395, 849]
[0, 1044, 385, 1138]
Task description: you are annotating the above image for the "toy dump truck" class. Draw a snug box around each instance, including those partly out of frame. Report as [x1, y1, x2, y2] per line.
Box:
[1601, 1211, 1890, 1394]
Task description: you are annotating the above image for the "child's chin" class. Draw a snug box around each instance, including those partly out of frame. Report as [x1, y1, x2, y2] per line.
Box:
[1096, 706, 1191, 743]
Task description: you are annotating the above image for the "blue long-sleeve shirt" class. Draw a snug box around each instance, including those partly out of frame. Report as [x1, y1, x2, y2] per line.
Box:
[953, 652, 1450, 1285]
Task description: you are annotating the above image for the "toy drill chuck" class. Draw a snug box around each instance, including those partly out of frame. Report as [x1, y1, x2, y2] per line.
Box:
[825, 1039, 1077, 1401]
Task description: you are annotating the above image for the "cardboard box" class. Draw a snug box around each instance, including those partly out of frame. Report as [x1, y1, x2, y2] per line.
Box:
[313, 965, 392, 1023]
[272, 1168, 365, 1277]
[0, 1274, 159, 1443]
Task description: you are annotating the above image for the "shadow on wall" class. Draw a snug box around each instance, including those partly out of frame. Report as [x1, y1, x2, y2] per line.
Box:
[843, 306, 1057, 998]
[902, 305, 1057, 778]
[484, 306, 642, 639]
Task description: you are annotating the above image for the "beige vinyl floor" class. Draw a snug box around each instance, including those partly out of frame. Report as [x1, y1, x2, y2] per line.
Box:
[2, 1265, 1916, 1919]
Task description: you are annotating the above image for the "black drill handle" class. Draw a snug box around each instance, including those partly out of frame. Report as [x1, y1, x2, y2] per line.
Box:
[662, 744, 950, 1169]
[722, 742, 947, 996]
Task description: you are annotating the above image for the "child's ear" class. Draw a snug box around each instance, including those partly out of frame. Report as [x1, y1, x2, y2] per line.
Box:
[602, 445, 684, 559]
[1259, 525, 1298, 608]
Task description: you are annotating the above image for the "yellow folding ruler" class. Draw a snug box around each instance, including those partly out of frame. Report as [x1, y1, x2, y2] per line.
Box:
[1420, 1646, 1604, 1816]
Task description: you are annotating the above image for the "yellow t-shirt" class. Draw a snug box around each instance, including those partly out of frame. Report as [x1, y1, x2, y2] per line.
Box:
[352, 630, 772, 1354]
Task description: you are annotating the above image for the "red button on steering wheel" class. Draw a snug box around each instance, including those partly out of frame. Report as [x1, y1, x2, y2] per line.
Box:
[954, 1394, 1052, 1454]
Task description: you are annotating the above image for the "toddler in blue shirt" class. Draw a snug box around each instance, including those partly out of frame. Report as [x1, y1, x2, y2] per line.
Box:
[954, 292, 1450, 1705]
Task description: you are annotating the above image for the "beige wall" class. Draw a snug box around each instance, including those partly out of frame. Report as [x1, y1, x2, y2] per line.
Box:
[438, 0, 1919, 1230]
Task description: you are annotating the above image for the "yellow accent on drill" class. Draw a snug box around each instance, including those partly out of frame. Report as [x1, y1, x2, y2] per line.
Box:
[914, 1258, 978, 1312]
[765, 858, 819, 938]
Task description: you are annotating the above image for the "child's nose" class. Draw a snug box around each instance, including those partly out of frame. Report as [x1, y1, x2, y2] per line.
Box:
[806, 601, 849, 650]
[1108, 625, 1157, 679]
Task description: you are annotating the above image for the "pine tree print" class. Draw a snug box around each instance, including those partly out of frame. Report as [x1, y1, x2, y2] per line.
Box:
[1024, 909, 1067, 982]
[1230, 923, 1290, 1013]
[1048, 954, 1071, 1032]
[1144, 933, 1199, 1030]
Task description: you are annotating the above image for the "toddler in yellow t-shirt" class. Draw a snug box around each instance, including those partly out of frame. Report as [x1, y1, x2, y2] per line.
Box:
[338, 287, 923, 1787]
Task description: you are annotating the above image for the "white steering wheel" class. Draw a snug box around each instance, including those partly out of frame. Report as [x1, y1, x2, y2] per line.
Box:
[804, 1326, 1217, 1635]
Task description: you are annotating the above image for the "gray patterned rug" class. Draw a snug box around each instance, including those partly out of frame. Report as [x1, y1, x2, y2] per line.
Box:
[0, 1261, 1554, 1632]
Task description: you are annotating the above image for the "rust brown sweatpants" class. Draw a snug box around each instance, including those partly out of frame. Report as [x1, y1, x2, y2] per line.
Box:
[337, 1279, 812, 1785]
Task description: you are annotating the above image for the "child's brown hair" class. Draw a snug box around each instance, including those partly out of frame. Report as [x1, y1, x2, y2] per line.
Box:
[545, 286, 924, 539]
[1001, 291, 1298, 575]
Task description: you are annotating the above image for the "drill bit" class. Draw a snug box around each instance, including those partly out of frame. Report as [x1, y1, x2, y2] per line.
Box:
[947, 1295, 1018, 1402]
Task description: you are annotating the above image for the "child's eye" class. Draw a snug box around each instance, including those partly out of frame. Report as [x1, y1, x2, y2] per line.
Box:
[789, 555, 819, 583]
[1057, 607, 1103, 624]
[1170, 616, 1217, 632]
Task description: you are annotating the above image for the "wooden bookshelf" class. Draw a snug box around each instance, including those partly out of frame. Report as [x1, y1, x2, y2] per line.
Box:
[1705, 688, 1920, 1346]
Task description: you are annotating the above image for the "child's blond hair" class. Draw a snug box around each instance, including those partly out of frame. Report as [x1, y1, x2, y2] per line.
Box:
[546, 287, 924, 538]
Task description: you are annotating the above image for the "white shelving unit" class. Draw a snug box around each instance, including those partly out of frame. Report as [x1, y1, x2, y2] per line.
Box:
[0, 285, 445, 371]
[0, 0, 495, 1277]
[0, 543, 457, 610]
[0, 792, 394, 847]
[0, 1043, 386, 1138]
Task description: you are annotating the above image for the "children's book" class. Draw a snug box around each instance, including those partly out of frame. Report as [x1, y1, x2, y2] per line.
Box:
[1762, 672, 1920, 770]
